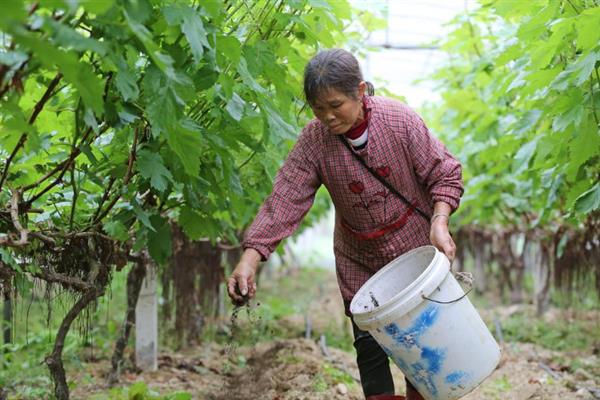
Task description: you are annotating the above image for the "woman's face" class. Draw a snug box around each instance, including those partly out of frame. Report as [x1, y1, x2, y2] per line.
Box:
[310, 82, 366, 135]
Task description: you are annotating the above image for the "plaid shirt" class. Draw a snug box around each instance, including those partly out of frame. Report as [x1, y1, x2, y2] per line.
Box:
[243, 96, 463, 311]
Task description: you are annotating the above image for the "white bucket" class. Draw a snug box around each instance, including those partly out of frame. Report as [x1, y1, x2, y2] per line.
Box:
[350, 246, 501, 400]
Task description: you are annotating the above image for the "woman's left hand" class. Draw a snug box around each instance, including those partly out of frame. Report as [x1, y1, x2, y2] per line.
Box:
[430, 217, 456, 264]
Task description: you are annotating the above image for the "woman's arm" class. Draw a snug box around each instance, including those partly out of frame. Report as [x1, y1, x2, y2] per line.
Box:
[228, 123, 322, 302]
[400, 107, 462, 262]
[429, 201, 456, 263]
[241, 124, 322, 260]
[403, 108, 463, 213]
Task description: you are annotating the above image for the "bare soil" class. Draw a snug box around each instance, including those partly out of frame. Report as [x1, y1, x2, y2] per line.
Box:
[71, 339, 599, 400]
[70, 270, 600, 400]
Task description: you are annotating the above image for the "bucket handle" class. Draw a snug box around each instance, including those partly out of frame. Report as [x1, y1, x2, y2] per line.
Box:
[421, 271, 474, 304]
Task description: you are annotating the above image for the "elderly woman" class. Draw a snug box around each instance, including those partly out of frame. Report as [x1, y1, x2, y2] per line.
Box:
[228, 49, 463, 400]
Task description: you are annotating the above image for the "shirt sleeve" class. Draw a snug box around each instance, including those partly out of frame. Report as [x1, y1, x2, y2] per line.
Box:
[404, 108, 464, 212]
[242, 125, 322, 260]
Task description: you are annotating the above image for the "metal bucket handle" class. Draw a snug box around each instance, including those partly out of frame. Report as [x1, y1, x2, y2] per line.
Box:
[421, 271, 474, 304]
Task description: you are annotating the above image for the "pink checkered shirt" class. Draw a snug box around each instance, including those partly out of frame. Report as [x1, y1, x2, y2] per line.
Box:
[243, 96, 463, 313]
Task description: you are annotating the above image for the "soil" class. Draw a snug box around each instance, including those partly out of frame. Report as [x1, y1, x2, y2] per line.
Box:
[70, 339, 599, 400]
[70, 270, 600, 400]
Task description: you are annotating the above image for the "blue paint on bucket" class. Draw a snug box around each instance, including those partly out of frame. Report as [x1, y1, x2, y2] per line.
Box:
[413, 305, 439, 333]
[446, 371, 468, 384]
[384, 305, 440, 349]
[411, 360, 438, 396]
[421, 346, 445, 374]
[383, 305, 449, 397]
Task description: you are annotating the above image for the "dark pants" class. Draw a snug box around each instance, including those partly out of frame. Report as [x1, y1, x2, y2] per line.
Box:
[351, 319, 421, 398]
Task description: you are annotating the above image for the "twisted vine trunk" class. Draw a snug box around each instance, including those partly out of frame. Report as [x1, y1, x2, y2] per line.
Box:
[197, 241, 224, 322]
[463, 228, 489, 294]
[169, 226, 225, 345]
[45, 285, 105, 400]
[3, 291, 11, 345]
[0, 261, 13, 346]
[108, 258, 147, 384]
[509, 233, 525, 304]
[536, 242, 553, 316]
[473, 245, 487, 294]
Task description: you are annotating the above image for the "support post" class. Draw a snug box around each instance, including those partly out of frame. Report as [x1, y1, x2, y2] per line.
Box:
[135, 262, 157, 371]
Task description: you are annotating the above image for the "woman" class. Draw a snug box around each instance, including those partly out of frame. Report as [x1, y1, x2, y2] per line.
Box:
[227, 49, 463, 400]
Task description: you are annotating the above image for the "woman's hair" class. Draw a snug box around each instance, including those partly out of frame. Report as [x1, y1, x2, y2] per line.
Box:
[303, 48, 374, 105]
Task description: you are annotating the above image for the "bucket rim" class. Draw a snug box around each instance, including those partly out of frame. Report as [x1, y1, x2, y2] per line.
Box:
[350, 245, 449, 325]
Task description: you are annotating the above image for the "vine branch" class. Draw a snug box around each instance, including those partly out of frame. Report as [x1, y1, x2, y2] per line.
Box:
[31, 269, 92, 292]
[91, 177, 116, 223]
[24, 129, 89, 206]
[0, 190, 28, 247]
[91, 126, 139, 225]
[0, 73, 63, 192]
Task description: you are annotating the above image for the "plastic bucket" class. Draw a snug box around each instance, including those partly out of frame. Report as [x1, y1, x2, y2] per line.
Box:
[350, 246, 500, 400]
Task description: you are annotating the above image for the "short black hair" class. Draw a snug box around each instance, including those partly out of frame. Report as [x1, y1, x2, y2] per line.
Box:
[303, 48, 374, 105]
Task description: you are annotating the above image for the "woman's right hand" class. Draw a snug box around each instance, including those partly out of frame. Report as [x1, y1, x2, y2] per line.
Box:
[227, 248, 262, 305]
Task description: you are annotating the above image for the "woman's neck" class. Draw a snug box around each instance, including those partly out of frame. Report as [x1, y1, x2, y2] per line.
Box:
[344, 97, 369, 143]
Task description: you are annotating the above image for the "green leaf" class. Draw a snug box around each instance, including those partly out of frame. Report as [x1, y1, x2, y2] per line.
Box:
[576, 7, 600, 50]
[193, 65, 218, 90]
[552, 104, 584, 132]
[166, 120, 203, 177]
[133, 204, 155, 232]
[148, 215, 172, 265]
[513, 138, 538, 174]
[573, 51, 600, 86]
[125, 11, 176, 80]
[81, 144, 98, 165]
[543, 172, 563, 212]
[200, 0, 222, 19]
[136, 149, 173, 192]
[551, 90, 585, 132]
[115, 69, 139, 101]
[512, 109, 542, 135]
[491, 0, 546, 19]
[2, 101, 36, 137]
[163, 5, 210, 65]
[521, 68, 560, 96]
[262, 101, 297, 143]
[573, 182, 600, 214]
[145, 85, 179, 135]
[216, 35, 241, 64]
[566, 118, 600, 178]
[553, 51, 600, 90]
[15, 33, 105, 115]
[104, 220, 129, 241]
[518, 2, 560, 39]
[142, 68, 192, 134]
[227, 169, 243, 195]
[529, 41, 559, 69]
[0, 1, 26, 30]
[237, 57, 266, 93]
[80, 0, 116, 15]
[225, 93, 245, 121]
[46, 19, 107, 55]
[178, 207, 205, 240]
[181, 9, 209, 65]
[566, 179, 592, 210]
[123, 0, 152, 23]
